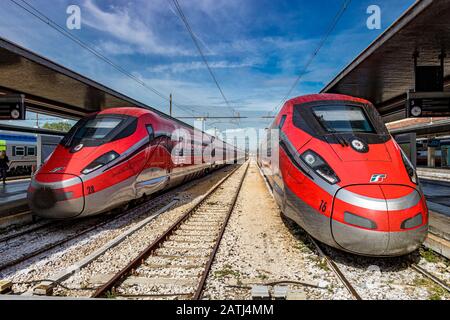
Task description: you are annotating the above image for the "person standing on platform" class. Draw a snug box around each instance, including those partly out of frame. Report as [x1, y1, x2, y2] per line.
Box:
[0, 151, 9, 185]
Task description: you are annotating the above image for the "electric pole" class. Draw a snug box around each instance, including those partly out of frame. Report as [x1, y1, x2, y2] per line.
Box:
[170, 94, 173, 117]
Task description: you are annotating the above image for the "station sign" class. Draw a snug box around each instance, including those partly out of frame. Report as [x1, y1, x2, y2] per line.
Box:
[407, 91, 450, 117]
[0, 140, 6, 152]
[0, 94, 26, 120]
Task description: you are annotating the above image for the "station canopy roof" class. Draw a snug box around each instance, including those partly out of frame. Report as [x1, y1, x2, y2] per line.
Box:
[0, 36, 164, 120]
[321, 0, 450, 123]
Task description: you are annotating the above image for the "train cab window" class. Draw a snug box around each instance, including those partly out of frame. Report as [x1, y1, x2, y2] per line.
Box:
[146, 125, 155, 140]
[61, 115, 137, 147]
[80, 118, 122, 139]
[13, 146, 25, 156]
[278, 115, 287, 130]
[26, 146, 36, 156]
[312, 105, 376, 134]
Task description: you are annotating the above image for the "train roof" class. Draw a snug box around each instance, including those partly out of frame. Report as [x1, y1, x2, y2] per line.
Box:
[96, 107, 152, 118]
[94, 107, 231, 146]
[286, 94, 372, 107]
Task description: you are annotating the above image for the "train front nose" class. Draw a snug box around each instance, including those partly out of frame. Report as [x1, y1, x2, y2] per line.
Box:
[28, 173, 85, 219]
[331, 185, 428, 256]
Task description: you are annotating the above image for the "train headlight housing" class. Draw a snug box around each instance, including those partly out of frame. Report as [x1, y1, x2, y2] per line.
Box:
[400, 149, 418, 184]
[301, 150, 340, 184]
[82, 151, 119, 175]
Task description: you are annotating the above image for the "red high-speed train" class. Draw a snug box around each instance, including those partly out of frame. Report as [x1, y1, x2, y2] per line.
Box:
[28, 107, 240, 219]
[259, 94, 428, 256]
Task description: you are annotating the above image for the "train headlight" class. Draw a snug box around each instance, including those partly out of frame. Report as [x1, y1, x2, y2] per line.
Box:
[81, 151, 120, 175]
[400, 149, 418, 184]
[301, 150, 340, 184]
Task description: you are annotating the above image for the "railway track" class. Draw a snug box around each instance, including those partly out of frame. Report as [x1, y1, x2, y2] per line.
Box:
[309, 237, 450, 300]
[0, 166, 237, 275]
[0, 217, 61, 244]
[92, 162, 249, 299]
[257, 162, 449, 300]
[411, 263, 450, 293]
[0, 210, 142, 273]
[308, 237, 362, 300]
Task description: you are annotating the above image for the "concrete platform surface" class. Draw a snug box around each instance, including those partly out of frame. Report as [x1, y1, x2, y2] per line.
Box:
[429, 211, 450, 241]
[0, 180, 30, 229]
[424, 211, 450, 259]
[420, 179, 450, 217]
[0, 180, 29, 202]
[418, 167, 450, 182]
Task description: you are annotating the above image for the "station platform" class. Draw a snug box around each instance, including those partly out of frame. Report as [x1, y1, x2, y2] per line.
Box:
[0, 179, 30, 227]
[420, 178, 450, 217]
[426, 211, 450, 259]
[418, 167, 450, 183]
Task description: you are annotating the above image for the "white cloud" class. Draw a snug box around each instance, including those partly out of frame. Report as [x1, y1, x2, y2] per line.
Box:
[82, 0, 190, 56]
[149, 59, 258, 73]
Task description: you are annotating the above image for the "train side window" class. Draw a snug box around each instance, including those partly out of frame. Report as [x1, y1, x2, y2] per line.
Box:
[26, 146, 36, 156]
[13, 146, 25, 156]
[278, 115, 287, 130]
[146, 125, 155, 140]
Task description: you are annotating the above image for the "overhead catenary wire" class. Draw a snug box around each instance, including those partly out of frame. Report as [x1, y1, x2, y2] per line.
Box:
[170, 0, 239, 121]
[268, 0, 352, 121]
[8, 0, 198, 117]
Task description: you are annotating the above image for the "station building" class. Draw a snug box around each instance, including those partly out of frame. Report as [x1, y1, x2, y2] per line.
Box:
[322, 0, 450, 177]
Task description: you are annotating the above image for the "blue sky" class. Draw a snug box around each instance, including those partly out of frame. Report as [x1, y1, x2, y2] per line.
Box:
[0, 0, 415, 131]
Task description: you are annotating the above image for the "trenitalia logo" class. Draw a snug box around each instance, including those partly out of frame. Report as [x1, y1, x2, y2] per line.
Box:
[370, 174, 387, 183]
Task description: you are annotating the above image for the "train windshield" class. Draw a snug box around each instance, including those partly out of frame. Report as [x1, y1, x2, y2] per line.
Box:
[75, 117, 122, 140]
[61, 115, 137, 147]
[312, 105, 376, 134]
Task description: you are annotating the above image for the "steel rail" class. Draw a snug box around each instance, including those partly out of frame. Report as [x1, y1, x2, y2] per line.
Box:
[0, 166, 235, 273]
[0, 189, 185, 271]
[255, 161, 362, 300]
[0, 213, 127, 272]
[0, 219, 62, 244]
[92, 163, 247, 298]
[308, 236, 363, 300]
[193, 162, 249, 299]
[411, 264, 450, 293]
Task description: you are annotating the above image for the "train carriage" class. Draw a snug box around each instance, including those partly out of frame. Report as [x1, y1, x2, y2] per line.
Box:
[0, 132, 37, 176]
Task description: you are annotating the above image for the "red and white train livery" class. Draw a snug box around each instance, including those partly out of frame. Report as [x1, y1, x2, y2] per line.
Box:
[259, 94, 428, 256]
[28, 107, 239, 219]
